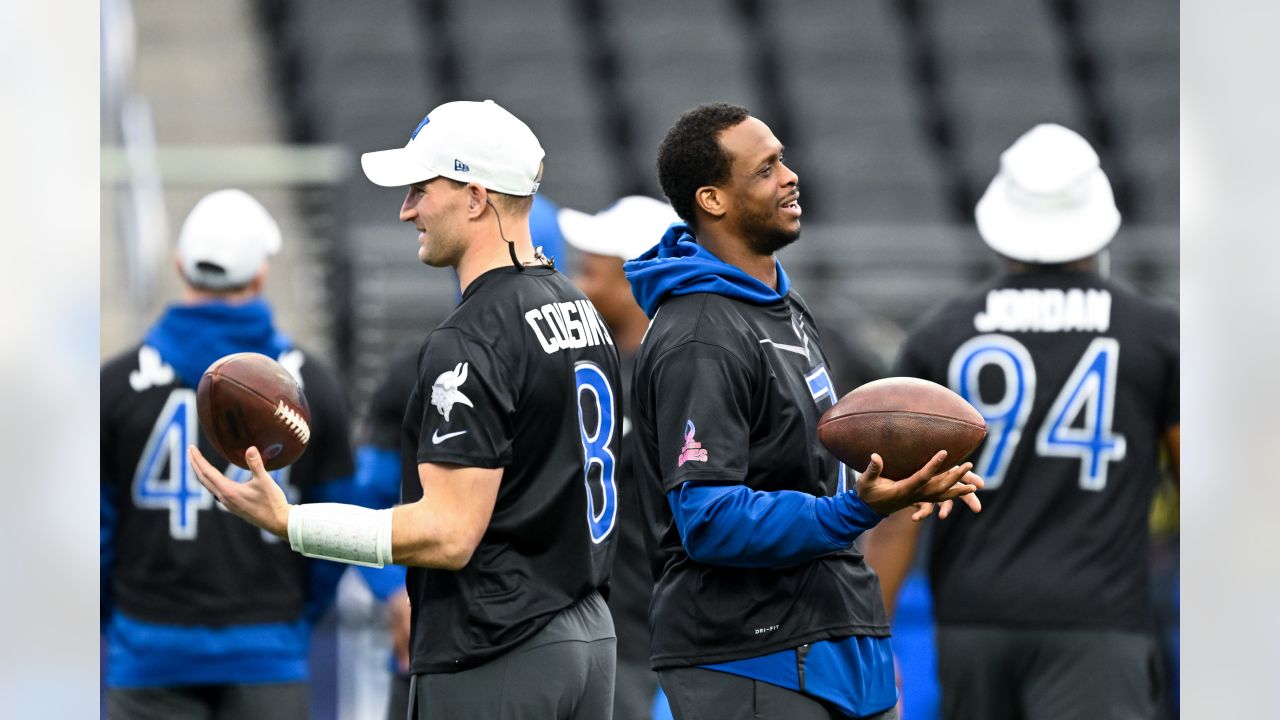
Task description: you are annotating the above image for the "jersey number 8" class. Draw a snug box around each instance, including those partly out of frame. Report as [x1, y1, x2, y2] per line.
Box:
[575, 362, 618, 544]
[948, 335, 1127, 491]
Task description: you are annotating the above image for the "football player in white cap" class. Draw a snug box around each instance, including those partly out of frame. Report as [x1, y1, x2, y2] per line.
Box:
[190, 101, 624, 720]
[867, 123, 1180, 720]
[101, 189, 362, 720]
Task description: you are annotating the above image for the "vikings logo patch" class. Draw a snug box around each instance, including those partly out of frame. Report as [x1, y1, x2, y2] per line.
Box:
[431, 362, 475, 421]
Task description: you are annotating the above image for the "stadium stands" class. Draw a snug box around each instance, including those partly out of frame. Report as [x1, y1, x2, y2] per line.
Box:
[246, 0, 1178, 415]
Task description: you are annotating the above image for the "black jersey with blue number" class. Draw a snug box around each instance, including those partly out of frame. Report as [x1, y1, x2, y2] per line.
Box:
[100, 344, 355, 626]
[400, 266, 623, 673]
[894, 270, 1179, 631]
[633, 290, 890, 669]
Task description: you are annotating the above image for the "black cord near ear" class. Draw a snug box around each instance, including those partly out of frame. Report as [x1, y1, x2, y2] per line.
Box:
[486, 198, 525, 272]
[485, 197, 554, 271]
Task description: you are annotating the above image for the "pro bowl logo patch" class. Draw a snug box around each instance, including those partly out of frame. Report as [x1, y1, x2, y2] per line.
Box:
[678, 419, 708, 467]
[431, 362, 474, 421]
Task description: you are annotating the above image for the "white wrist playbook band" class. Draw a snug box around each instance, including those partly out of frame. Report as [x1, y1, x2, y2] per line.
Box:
[287, 503, 394, 568]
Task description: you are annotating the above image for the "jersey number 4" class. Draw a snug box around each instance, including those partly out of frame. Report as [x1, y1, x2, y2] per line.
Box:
[948, 335, 1127, 491]
[132, 389, 295, 540]
[575, 362, 618, 544]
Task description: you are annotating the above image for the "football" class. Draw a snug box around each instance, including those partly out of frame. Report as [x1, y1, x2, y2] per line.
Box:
[817, 377, 986, 480]
[197, 352, 311, 471]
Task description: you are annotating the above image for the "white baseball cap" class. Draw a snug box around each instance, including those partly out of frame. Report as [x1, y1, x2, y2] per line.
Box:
[361, 99, 545, 196]
[177, 189, 282, 289]
[558, 196, 679, 262]
[975, 123, 1121, 264]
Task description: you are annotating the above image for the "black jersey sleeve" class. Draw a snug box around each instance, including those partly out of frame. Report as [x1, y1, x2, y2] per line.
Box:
[414, 328, 515, 469]
[650, 340, 755, 493]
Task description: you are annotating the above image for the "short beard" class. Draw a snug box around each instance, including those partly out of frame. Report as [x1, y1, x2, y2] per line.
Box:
[740, 207, 801, 255]
[748, 226, 800, 255]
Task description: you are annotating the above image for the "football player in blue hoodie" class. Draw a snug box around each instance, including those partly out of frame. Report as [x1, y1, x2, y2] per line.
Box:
[100, 189, 376, 720]
[623, 104, 984, 720]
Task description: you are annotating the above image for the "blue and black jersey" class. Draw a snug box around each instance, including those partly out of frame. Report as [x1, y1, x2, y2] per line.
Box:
[895, 269, 1179, 632]
[100, 300, 358, 688]
[399, 266, 623, 674]
[631, 288, 890, 669]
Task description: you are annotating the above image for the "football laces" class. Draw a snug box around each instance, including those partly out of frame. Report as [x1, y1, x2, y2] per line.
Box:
[274, 401, 311, 444]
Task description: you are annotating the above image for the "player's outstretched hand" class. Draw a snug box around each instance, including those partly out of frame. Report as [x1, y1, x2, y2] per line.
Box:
[188, 445, 291, 538]
[855, 450, 983, 518]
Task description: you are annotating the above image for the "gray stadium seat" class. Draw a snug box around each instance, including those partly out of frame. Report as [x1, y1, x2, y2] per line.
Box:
[1075, 0, 1178, 222]
[449, 0, 617, 210]
[780, 224, 1000, 329]
[941, 70, 1087, 191]
[923, 0, 1066, 64]
[762, 0, 909, 62]
[602, 0, 761, 186]
[791, 121, 951, 223]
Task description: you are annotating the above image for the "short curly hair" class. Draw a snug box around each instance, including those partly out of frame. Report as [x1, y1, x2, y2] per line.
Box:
[657, 103, 752, 226]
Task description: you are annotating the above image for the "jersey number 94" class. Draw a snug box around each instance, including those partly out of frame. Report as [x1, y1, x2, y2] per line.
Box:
[948, 335, 1127, 491]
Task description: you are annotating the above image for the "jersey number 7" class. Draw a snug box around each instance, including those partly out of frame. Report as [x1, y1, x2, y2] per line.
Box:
[948, 335, 1127, 491]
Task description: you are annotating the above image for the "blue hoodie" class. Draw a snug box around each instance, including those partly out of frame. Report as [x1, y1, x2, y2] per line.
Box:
[623, 222, 790, 319]
[623, 222, 897, 717]
[143, 298, 291, 388]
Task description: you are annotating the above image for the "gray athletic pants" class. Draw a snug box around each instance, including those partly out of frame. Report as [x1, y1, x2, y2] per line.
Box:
[613, 657, 660, 720]
[659, 666, 899, 720]
[936, 625, 1162, 720]
[105, 682, 307, 720]
[411, 591, 617, 719]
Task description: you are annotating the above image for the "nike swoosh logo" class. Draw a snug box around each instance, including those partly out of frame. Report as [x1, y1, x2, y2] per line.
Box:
[431, 429, 468, 444]
[759, 338, 810, 359]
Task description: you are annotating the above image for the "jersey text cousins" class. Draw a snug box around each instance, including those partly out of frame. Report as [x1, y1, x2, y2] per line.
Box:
[525, 299, 615, 354]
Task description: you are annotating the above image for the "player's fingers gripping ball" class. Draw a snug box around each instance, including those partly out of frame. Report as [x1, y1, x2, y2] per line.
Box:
[197, 352, 311, 470]
[817, 377, 986, 479]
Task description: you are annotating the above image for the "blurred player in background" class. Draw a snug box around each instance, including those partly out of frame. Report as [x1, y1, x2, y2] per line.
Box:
[189, 100, 623, 719]
[866, 124, 1180, 720]
[560, 195, 679, 720]
[100, 189, 361, 719]
[625, 103, 982, 720]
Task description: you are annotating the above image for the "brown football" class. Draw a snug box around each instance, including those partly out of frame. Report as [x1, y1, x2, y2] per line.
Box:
[196, 352, 311, 471]
[817, 377, 986, 480]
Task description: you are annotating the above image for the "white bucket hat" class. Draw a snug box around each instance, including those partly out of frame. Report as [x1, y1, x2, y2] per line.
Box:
[361, 99, 545, 196]
[177, 189, 282, 289]
[975, 123, 1121, 264]
[558, 196, 679, 262]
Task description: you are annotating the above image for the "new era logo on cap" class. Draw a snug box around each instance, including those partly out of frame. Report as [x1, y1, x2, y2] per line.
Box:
[454, 159, 470, 172]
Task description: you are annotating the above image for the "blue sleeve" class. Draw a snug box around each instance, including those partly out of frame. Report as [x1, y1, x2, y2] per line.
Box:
[304, 559, 347, 623]
[101, 485, 116, 622]
[350, 445, 408, 601]
[358, 564, 407, 602]
[669, 482, 885, 568]
[353, 445, 404, 508]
